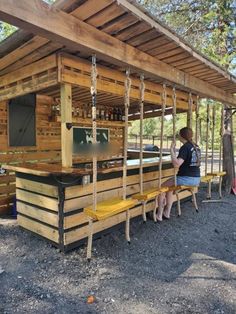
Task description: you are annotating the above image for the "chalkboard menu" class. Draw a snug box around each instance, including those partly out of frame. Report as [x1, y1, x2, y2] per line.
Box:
[73, 127, 109, 154]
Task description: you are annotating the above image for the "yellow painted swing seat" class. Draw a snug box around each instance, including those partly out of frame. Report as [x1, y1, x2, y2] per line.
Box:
[167, 185, 197, 192]
[207, 171, 226, 177]
[132, 187, 169, 202]
[201, 175, 214, 183]
[84, 198, 138, 221]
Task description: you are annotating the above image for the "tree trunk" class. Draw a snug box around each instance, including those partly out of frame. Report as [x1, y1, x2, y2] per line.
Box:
[222, 106, 235, 194]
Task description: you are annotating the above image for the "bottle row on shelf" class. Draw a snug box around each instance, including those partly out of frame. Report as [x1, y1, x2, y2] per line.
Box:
[51, 104, 125, 122]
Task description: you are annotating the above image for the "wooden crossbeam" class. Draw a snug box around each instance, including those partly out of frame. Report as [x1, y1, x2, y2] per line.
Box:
[0, 0, 235, 105]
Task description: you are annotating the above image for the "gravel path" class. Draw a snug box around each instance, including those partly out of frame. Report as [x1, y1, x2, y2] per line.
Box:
[0, 188, 236, 314]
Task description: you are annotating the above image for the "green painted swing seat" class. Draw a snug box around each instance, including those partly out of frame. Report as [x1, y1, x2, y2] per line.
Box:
[84, 198, 138, 221]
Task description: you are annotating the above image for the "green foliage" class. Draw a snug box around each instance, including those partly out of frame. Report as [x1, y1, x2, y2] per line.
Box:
[136, 0, 236, 72]
[0, 0, 56, 42]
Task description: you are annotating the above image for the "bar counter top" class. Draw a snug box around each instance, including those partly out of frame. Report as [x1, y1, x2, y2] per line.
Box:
[4, 156, 172, 177]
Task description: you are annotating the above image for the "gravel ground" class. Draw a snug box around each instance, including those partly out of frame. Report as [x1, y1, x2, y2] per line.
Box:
[0, 187, 236, 314]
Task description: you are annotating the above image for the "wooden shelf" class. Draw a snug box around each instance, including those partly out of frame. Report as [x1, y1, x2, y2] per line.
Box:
[51, 116, 129, 128]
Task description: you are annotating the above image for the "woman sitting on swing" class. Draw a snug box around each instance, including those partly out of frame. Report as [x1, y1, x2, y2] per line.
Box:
[156, 127, 201, 221]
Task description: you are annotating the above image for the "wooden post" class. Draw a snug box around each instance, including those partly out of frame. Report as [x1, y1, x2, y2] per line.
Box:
[187, 92, 193, 129]
[223, 104, 235, 193]
[60, 83, 72, 168]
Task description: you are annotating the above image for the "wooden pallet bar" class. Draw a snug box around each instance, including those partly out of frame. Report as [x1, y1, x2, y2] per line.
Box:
[8, 160, 197, 251]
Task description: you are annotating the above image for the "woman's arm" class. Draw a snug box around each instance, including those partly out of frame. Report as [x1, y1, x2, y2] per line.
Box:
[170, 141, 184, 168]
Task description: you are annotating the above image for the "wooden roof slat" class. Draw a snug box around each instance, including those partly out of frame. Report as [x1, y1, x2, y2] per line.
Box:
[149, 42, 179, 57]
[136, 36, 168, 52]
[169, 57, 197, 67]
[199, 74, 223, 81]
[0, 41, 63, 76]
[188, 68, 215, 76]
[101, 13, 138, 35]
[177, 61, 202, 70]
[85, 3, 125, 28]
[160, 52, 190, 64]
[54, 0, 83, 13]
[0, 35, 49, 71]
[126, 28, 161, 46]
[155, 47, 184, 60]
[115, 21, 151, 42]
[71, 0, 114, 21]
[183, 64, 209, 72]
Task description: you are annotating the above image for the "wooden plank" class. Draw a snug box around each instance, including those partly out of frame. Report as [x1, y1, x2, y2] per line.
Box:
[71, 0, 114, 21]
[18, 214, 59, 243]
[64, 176, 173, 212]
[65, 167, 175, 199]
[61, 54, 195, 102]
[61, 61, 191, 110]
[60, 83, 72, 168]
[102, 14, 137, 35]
[0, 71, 58, 101]
[16, 189, 58, 212]
[0, 41, 63, 76]
[0, 184, 15, 194]
[17, 201, 58, 227]
[115, 21, 151, 41]
[64, 211, 88, 229]
[0, 54, 57, 88]
[64, 189, 194, 245]
[0, 35, 49, 71]
[0, 1, 235, 104]
[16, 178, 58, 197]
[0, 195, 14, 206]
[86, 3, 125, 27]
[0, 175, 15, 184]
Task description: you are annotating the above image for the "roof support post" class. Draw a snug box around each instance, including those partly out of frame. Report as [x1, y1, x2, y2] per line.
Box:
[61, 83, 73, 168]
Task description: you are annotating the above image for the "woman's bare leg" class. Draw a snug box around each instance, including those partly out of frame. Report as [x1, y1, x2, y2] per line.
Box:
[156, 192, 166, 221]
[156, 177, 174, 221]
[163, 190, 174, 218]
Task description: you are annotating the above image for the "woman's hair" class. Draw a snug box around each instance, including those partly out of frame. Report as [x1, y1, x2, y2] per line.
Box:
[179, 127, 193, 142]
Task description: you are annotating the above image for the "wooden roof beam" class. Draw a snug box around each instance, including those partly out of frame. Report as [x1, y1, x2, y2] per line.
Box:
[0, 0, 235, 105]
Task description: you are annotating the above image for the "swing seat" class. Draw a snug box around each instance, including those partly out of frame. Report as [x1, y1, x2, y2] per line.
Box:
[132, 187, 169, 202]
[84, 198, 138, 221]
[167, 185, 197, 192]
[201, 175, 213, 183]
[207, 171, 226, 177]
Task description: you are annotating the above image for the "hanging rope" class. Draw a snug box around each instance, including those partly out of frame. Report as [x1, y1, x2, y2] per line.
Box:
[188, 92, 193, 129]
[211, 105, 216, 173]
[219, 104, 224, 172]
[139, 74, 145, 195]
[195, 96, 200, 145]
[205, 102, 210, 176]
[159, 84, 166, 188]
[172, 87, 177, 187]
[123, 69, 131, 200]
[91, 54, 98, 212]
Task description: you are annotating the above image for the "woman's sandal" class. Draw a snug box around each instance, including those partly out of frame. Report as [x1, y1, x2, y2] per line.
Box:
[162, 214, 170, 220]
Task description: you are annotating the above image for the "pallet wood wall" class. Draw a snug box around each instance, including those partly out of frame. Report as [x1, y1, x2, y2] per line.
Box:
[0, 94, 61, 214]
[0, 94, 124, 214]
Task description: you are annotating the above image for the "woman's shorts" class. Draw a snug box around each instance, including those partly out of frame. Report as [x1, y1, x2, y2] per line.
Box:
[176, 176, 200, 186]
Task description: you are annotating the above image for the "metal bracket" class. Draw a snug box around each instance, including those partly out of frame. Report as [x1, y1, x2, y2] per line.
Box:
[66, 122, 73, 130]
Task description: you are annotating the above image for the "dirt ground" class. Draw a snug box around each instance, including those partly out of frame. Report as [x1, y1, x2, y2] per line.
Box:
[0, 187, 236, 314]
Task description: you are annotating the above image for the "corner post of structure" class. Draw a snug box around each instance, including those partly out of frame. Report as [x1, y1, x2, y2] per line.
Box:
[60, 83, 73, 168]
[222, 104, 235, 193]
